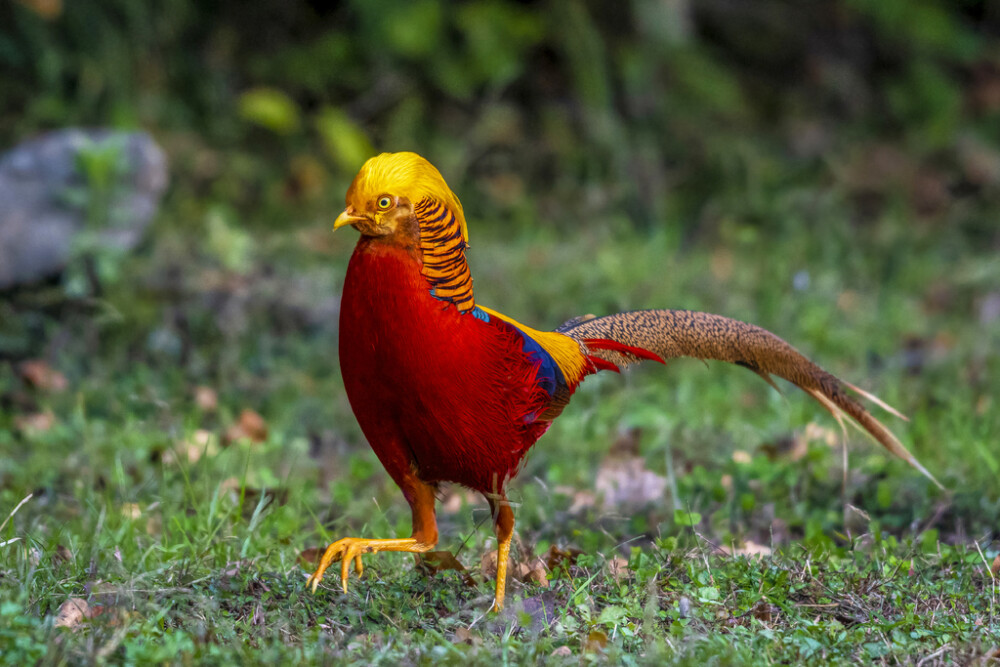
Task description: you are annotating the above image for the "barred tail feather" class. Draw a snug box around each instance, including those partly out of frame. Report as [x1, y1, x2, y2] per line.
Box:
[558, 309, 942, 489]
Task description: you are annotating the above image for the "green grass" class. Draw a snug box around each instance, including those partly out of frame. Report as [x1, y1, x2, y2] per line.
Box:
[1, 201, 998, 663]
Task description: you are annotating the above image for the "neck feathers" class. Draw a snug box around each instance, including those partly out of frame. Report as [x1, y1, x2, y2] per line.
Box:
[415, 198, 475, 312]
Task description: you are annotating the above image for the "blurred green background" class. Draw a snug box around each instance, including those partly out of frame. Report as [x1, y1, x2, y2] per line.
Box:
[1, 0, 999, 662]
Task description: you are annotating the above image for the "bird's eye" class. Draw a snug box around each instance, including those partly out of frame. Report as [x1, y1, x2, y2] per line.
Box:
[376, 196, 393, 210]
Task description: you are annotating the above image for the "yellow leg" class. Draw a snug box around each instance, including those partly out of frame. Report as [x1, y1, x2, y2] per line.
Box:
[489, 499, 515, 612]
[308, 478, 438, 595]
[306, 537, 435, 593]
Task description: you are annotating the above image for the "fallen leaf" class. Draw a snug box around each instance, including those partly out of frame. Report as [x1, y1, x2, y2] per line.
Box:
[991, 554, 1000, 577]
[224, 409, 268, 444]
[298, 547, 324, 569]
[14, 411, 55, 434]
[418, 550, 474, 587]
[514, 557, 549, 587]
[481, 549, 499, 578]
[731, 450, 752, 464]
[221, 559, 255, 578]
[750, 600, 778, 622]
[54, 598, 90, 629]
[19, 360, 68, 393]
[803, 422, 839, 448]
[163, 429, 219, 464]
[607, 556, 631, 580]
[734, 540, 772, 557]
[544, 545, 583, 571]
[453, 627, 482, 647]
[52, 544, 73, 566]
[550, 646, 572, 657]
[583, 629, 608, 653]
[194, 386, 218, 412]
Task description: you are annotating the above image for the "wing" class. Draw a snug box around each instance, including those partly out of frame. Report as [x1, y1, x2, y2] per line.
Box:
[557, 309, 942, 489]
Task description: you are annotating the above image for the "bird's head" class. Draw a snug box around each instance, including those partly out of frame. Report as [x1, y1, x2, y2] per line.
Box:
[334, 152, 468, 242]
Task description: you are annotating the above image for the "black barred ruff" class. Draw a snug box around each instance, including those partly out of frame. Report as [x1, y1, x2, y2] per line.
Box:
[414, 198, 475, 312]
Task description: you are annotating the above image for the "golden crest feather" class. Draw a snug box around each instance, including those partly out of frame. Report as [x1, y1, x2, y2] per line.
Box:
[347, 152, 469, 242]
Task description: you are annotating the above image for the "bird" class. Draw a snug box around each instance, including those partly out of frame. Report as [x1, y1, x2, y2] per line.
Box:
[306, 151, 941, 612]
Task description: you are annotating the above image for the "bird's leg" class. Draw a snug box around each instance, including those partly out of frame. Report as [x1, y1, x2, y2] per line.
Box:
[307, 477, 438, 594]
[488, 496, 515, 612]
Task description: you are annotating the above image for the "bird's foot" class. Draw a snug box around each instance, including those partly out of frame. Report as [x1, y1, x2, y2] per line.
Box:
[306, 537, 429, 594]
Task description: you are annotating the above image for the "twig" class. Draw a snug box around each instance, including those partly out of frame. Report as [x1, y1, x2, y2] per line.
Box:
[0, 493, 33, 535]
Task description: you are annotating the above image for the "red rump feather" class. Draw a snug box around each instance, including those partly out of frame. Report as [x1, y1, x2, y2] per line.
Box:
[583, 338, 666, 368]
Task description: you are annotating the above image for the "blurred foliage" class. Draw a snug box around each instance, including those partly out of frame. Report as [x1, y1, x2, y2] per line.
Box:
[1, 0, 999, 241]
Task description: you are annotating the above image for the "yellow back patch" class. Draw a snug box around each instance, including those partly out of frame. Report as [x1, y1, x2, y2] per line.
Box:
[478, 306, 589, 386]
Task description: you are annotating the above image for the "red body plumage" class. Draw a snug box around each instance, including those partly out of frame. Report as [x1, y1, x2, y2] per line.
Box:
[339, 238, 556, 494]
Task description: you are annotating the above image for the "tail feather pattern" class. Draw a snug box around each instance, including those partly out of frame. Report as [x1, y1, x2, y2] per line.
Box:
[558, 309, 942, 489]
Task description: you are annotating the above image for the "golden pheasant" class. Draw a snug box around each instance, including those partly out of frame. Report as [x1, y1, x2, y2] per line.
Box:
[306, 152, 940, 612]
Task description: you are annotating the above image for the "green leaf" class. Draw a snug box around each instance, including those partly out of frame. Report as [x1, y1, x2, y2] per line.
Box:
[697, 586, 720, 602]
[597, 605, 628, 626]
[674, 509, 702, 527]
[314, 107, 375, 174]
[238, 87, 301, 135]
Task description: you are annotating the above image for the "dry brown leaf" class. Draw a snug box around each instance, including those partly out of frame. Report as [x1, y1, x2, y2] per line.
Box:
[481, 549, 499, 578]
[224, 409, 268, 444]
[595, 456, 667, 510]
[14, 411, 55, 434]
[991, 554, 1000, 578]
[584, 629, 608, 653]
[550, 646, 572, 657]
[19, 360, 68, 393]
[607, 556, 631, 580]
[163, 429, 219, 465]
[734, 541, 772, 557]
[751, 600, 774, 622]
[453, 627, 482, 647]
[194, 386, 218, 412]
[544, 545, 583, 571]
[52, 544, 73, 567]
[298, 547, 324, 569]
[419, 551, 475, 586]
[514, 557, 549, 588]
[54, 598, 90, 629]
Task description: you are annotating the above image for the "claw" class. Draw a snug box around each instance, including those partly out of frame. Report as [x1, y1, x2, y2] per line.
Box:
[306, 536, 431, 595]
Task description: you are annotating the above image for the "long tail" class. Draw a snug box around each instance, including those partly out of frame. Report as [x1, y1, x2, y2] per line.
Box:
[557, 309, 942, 489]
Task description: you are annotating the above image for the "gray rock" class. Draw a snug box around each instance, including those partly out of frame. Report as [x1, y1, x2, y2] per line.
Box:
[0, 128, 168, 289]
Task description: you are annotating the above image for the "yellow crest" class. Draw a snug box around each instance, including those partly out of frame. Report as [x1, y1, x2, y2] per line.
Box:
[347, 152, 469, 242]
